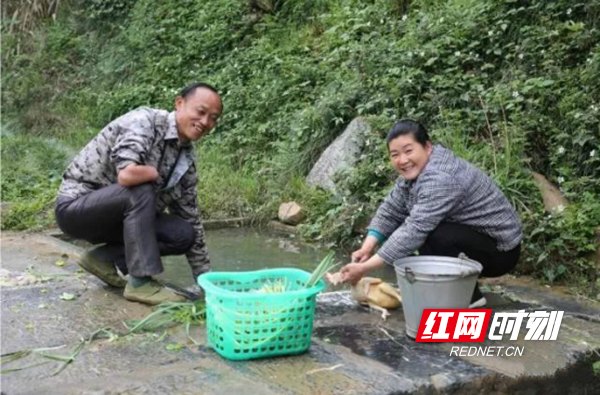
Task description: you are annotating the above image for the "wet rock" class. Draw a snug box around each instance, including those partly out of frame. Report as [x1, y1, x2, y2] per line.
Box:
[430, 373, 454, 390]
[307, 117, 370, 191]
[278, 201, 305, 225]
[267, 220, 298, 235]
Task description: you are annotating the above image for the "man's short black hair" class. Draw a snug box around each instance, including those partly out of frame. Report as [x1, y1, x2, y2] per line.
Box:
[179, 82, 220, 100]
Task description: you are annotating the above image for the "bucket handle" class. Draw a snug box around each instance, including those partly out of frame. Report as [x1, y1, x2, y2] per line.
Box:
[458, 252, 476, 264]
[405, 267, 416, 284]
[458, 253, 482, 272]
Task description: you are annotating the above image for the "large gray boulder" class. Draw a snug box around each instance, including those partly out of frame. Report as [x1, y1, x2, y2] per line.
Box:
[306, 117, 371, 191]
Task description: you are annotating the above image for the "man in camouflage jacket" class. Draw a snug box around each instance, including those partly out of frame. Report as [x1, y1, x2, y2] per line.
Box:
[55, 83, 222, 305]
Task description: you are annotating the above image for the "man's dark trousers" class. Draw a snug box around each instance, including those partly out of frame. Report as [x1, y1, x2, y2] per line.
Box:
[55, 183, 195, 277]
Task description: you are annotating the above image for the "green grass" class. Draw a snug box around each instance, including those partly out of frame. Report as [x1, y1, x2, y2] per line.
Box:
[197, 144, 266, 220]
[0, 131, 71, 230]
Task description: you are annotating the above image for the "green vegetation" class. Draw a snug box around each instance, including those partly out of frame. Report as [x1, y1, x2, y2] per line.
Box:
[256, 251, 338, 292]
[125, 300, 206, 345]
[594, 359, 600, 376]
[2, 0, 599, 293]
[306, 251, 339, 287]
[0, 132, 74, 230]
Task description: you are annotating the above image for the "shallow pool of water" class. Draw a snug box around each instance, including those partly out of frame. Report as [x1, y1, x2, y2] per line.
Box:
[157, 227, 397, 289]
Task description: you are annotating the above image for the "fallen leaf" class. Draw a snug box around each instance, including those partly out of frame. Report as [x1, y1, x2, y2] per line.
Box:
[166, 342, 183, 351]
[55, 260, 67, 267]
[59, 292, 76, 301]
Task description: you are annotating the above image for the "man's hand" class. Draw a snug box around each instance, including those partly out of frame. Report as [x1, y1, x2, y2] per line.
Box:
[118, 164, 159, 187]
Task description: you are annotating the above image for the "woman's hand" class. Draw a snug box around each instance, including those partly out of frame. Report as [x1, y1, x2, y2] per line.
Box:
[340, 254, 387, 285]
[351, 235, 380, 263]
[340, 263, 368, 285]
[351, 248, 372, 263]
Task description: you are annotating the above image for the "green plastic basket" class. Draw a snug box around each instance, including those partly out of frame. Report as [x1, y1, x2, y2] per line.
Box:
[197, 268, 325, 360]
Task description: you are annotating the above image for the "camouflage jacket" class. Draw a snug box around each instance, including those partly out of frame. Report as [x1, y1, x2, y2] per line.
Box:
[58, 107, 209, 276]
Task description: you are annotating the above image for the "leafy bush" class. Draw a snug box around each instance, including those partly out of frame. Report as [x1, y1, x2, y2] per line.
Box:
[524, 193, 600, 288]
[1, 0, 599, 292]
[0, 132, 70, 230]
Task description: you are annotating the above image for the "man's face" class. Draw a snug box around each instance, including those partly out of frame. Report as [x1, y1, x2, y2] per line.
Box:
[175, 88, 222, 143]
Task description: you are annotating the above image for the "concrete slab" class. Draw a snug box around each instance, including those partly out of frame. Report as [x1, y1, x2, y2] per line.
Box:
[1, 232, 599, 394]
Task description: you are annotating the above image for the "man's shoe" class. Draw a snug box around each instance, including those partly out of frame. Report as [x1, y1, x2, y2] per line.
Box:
[163, 283, 205, 301]
[469, 282, 487, 308]
[79, 248, 127, 288]
[124, 280, 186, 305]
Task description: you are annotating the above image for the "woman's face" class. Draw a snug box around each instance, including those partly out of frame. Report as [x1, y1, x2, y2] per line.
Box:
[388, 134, 433, 180]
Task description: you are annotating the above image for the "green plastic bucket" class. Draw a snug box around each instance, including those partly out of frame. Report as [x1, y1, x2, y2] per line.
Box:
[198, 268, 325, 360]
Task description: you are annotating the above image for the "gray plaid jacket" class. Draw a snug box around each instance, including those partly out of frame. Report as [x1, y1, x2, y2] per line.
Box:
[58, 107, 210, 276]
[369, 144, 522, 264]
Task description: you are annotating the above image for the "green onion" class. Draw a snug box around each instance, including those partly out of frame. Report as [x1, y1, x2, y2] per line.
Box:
[256, 278, 289, 293]
[125, 300, 206, 343]
[305, 251, 339, 288]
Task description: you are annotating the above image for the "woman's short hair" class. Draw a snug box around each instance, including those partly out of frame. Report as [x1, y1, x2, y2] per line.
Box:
[386, 119, 430, 147]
